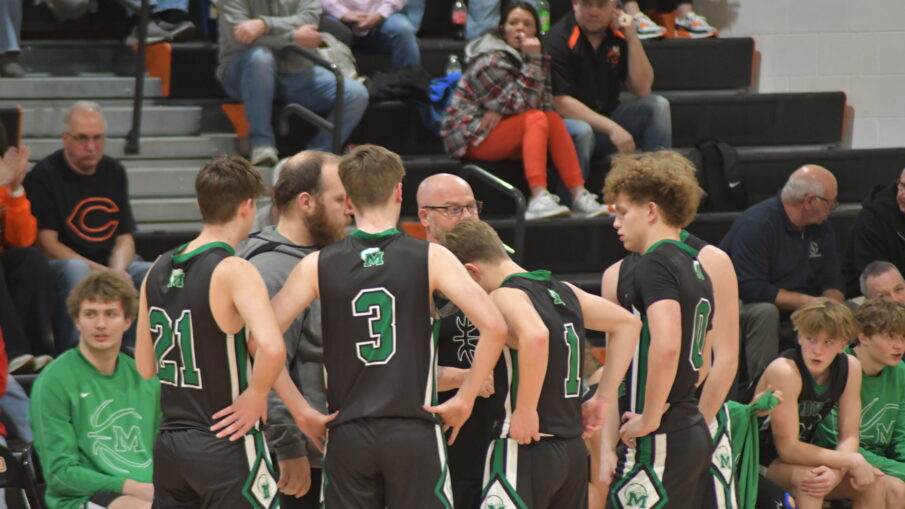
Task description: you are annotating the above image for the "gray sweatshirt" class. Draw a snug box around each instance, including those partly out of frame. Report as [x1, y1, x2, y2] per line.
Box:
[217, 0, 323, 80]
[237, 226, 327, 466]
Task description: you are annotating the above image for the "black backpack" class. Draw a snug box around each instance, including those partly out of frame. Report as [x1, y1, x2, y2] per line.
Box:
[688, 139, 748, 212]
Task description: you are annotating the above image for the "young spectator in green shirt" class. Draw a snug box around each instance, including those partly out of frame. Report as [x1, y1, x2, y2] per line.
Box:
[814, 298, 905, 506]
[31, 271, 160, 509]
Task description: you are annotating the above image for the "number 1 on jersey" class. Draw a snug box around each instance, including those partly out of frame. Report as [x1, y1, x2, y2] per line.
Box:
[149, 307, 202, 388]
[563, 323, 581, 398]
[352, 288, 397, 365]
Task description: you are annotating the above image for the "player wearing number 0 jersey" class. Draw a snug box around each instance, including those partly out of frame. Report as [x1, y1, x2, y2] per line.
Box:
[136, 156, 329, 509]
[605, 230, 740, 509]
[600, 151, 716, 509]
[441, 219, 640, 509]
[272, 145, 507, 509]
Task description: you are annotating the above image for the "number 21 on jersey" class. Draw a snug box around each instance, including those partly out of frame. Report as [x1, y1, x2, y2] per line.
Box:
[149, 307, 202, 388]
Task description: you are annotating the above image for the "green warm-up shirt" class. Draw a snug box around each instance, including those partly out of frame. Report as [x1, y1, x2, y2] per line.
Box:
[813, 344, 905, 481]
[30, 349, 161, 509]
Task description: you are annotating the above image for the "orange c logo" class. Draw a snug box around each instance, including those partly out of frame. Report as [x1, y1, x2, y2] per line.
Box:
[66, 197, 120, 242]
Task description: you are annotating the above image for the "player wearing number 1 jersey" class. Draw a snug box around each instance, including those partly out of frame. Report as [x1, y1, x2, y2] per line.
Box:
[272, 145, 507, 508]
[442, 219, 640, 509]
[600, 151, 715, 509]
[136, 156, 329, 509]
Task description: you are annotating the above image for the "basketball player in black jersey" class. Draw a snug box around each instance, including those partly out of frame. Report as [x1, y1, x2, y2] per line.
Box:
[136, 156, 330, 508]
[598, 150, 716, 509]
[600, 153, 741, 509]
[272, 145, 508, 508]
[443, 219, 641, 509]
[755, 299, 886, 509]
[417, 173, 499, 508]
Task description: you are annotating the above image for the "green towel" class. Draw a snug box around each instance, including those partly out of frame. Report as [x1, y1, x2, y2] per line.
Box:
[726, 390, 780, 509]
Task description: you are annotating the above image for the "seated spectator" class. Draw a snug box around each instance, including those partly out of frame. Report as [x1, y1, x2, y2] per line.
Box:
[404, 0, 541, 41]
[755, 299, 885, 509]
[813, 298, 905, 507]
[40, 0, 195, 45]
[545, 0, 671, 175]
[441, 2, 608, 220]
[217, 0, 369, 167]
[720, 165, 845, 384]
[322, 0, 420, 69]
[0, 0, 24, 77]
[623, 1, 718, 39]
[842, 167, 905, 297]
[31, 270, 159, 509]
[860, 261, 905, 304]
[0, 143, 54, 372]
[24, 102, 152, 353]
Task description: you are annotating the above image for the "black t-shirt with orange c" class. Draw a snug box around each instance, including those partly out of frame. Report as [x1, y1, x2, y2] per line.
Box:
[24, 149, 137, 265]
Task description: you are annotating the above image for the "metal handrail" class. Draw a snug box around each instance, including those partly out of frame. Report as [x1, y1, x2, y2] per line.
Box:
[278, 44, 345, 154]
[459, 164, 526, 263]
[124, 0, 149, 154]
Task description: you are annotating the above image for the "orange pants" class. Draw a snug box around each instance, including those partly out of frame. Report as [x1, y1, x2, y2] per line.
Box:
[466, 110, 585, 190]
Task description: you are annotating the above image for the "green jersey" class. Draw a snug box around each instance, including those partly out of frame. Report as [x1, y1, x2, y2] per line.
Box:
[813, 345, 905, 481]
[30, 349, 161, 509]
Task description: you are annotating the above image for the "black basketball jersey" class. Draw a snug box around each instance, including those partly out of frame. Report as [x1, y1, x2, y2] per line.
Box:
[436, 299, 506, 478]
[495, 270, 586, 439]
[616, 239, 714, 433]
[318, 229, 435, 427]
[145, 242, 252, 432]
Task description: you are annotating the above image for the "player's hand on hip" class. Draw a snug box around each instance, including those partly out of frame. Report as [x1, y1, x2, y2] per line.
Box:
[424, 396, 473, 445]
[211, 387, 268, 441]
[296, 408, 337, 453]
[618, 403, 667, 448]
[509, 408, 541, 445]
[277, 456, 312, 498]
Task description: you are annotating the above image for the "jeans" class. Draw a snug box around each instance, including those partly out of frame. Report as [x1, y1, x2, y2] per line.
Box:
[0, 375, 32, 442]
[564, 93, 672, 175]
[403, 0, 536, 39]
[49, 258, 151, 353]
[0, 0, 21, 54]
[326, 13, 420, 69]
[220, 46, 370, 151]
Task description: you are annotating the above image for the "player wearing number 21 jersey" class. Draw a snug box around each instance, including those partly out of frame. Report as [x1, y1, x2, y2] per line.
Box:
[272, 145, 507, 508]
[136, 156, 328, 509]
[442, 219, 641, 509]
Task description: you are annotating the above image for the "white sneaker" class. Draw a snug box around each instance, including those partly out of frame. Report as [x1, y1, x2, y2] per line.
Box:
[634, 12, 666, 40]
[525, 191, 571, 220]
[675, 12, 718, 38]
[571, 189, 609, 218]
[250, 145, 279, 167]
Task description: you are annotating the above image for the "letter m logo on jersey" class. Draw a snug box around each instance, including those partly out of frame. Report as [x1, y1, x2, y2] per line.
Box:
[167, 269, 185, 288]
[360, 247, 385, 267]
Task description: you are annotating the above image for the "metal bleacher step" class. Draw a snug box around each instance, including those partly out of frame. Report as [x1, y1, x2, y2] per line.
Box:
[25, 133, 236, 160]
[22, 105, 202, 137]
[127, 165, 274, 198]
[2, 76, 162, 99]
[132, 197, 200, 224]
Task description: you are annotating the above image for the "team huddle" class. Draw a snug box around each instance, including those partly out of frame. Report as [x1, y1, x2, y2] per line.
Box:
[128, 145, 902, 509]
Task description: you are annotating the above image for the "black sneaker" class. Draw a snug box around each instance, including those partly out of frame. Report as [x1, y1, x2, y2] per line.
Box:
[125, 20, 169, 46]
[156, 19, 197, 42]
[0, 53, 25, 78]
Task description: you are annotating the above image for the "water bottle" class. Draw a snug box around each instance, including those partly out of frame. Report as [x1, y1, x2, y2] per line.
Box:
[445, 54, 462, 75]
[451, 0, 467, 40]
[536, 0, 551, 34]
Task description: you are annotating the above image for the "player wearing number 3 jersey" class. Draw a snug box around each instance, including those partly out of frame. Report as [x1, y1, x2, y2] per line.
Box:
[136, 156, 330, 509]
[271, 145, 507, 508]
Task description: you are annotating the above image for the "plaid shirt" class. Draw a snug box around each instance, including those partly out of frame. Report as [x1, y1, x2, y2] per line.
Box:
[441, 40, 554, 158]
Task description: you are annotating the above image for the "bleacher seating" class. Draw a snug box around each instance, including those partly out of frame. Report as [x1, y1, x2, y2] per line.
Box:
[13, 0, 905, 287]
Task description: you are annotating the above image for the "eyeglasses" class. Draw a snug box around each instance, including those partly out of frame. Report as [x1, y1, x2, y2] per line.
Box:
[422, 201, 484, 218]
[65, 132, 106, 145]
[814, 194, 838, 210]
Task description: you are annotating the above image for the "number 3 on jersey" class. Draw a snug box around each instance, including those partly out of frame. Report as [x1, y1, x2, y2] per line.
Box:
[149, 307, 202, 388]
[352, 288, 397, 365]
